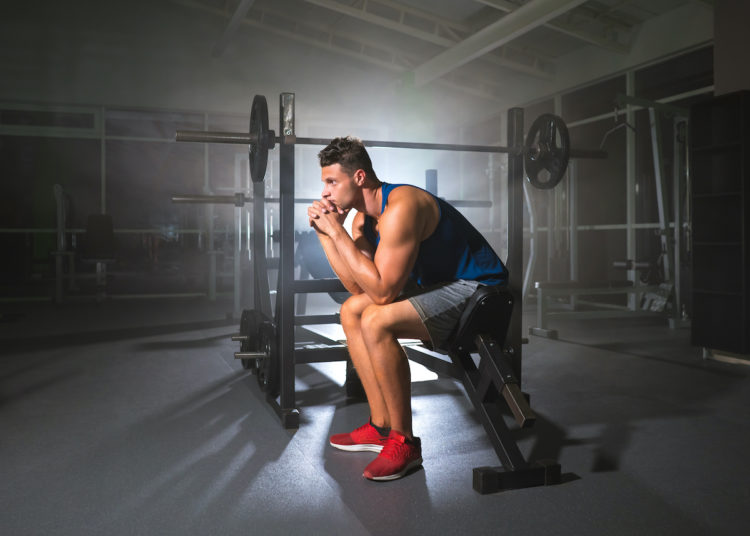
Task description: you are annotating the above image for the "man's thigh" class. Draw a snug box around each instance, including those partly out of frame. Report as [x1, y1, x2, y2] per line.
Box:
[365, 298, 431, 342]
[405, 279, 483, 351]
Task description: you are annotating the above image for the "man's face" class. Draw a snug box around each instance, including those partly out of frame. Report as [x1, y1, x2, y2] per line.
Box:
[320, 163, 359, 210]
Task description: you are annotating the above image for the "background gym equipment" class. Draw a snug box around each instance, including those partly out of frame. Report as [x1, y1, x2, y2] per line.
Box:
[79, 214, 117, 303]
[528, 94, 691, 338]
[524, 114, 570, 190]
[174, 92, 606, 493]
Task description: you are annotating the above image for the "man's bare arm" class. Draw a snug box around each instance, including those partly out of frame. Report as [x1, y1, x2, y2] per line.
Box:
[317, 191, 425, 305]
[308, 202, 374, 294]
[314, 229, 369, 294]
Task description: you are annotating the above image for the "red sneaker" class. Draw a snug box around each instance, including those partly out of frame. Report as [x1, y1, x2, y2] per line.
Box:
[363, 430, 422, 481]
[329, 422, 389, 453]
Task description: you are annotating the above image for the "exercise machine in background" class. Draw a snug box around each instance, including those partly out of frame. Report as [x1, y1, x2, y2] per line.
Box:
[529, 94, 691, 339]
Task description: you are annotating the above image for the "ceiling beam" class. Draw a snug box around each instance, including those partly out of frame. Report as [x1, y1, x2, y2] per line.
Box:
[303, 0, 455, 47]
[170, 0, 508, 102]
[413, 0, 588, 87]
[473, 0, 630, 53]
[301, 0, 553, 78]
[211, 0, 257, 57]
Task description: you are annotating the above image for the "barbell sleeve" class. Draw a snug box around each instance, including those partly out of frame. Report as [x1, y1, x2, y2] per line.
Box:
[234, 351, 266, 360]
[175, 130, 256, 144]
[171, 194, 249, 206]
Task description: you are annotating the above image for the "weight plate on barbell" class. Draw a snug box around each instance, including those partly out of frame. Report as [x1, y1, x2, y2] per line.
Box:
[256, 319, 279, 397]
[524, 113, 570, 190]
[249, 95, 270, 183]
[238, 308, 266, 371]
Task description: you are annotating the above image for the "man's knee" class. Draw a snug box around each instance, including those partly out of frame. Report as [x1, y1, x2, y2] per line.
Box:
[340, 294, 369, 332]
[361, 304, 393, 342]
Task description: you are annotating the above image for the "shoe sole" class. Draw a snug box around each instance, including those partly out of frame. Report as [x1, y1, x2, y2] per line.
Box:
[329, 441, 385, 453]
[364, 457, 423, 481]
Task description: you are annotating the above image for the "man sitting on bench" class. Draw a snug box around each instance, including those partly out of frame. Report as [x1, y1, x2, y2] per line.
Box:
[308, 136, 507, 481]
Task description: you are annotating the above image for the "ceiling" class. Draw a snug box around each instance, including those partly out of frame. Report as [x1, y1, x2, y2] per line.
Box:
[169, 0, 714, 105]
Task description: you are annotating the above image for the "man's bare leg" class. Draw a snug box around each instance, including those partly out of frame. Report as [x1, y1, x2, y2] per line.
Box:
[360, 299, 430, 438]
[340, 293, 390, 428]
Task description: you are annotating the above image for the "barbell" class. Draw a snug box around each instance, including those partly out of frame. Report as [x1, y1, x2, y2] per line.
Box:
[175, 95, 606, 189]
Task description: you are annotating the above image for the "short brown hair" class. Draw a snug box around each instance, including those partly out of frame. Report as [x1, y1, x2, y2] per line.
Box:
[318, 136, 378, 182]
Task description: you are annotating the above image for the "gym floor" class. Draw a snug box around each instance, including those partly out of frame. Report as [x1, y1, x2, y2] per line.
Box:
[1, 297, 749, 535]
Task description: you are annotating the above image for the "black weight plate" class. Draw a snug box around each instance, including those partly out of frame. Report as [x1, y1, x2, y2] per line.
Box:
[256, 320, 279, 397]
[524, 113, 570, 190]
[249, 95, 269, 183]
[238, 309, 265, 371]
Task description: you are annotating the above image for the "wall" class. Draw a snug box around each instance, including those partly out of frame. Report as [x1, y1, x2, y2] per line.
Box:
[0, 0, 475, 138]
[713, 0, 750, 94]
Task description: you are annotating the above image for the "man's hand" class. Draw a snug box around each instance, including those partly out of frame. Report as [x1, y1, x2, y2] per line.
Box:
[308, 199, 349, 237]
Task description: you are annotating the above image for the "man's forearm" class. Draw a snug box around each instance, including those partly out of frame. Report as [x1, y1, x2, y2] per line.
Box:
[316, 231, 364, 294]
[326, 228, 400, 305]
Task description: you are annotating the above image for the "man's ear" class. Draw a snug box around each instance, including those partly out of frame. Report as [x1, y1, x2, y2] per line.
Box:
[354, 169, 366, 185]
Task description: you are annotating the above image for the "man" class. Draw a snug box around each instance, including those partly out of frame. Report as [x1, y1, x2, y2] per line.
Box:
[308, 136, 507, 481]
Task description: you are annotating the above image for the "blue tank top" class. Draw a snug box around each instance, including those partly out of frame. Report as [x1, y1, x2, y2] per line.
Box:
[363, 183, 507, 286]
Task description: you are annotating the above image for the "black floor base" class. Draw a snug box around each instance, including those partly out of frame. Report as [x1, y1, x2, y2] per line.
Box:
[473, 460, 562, 494]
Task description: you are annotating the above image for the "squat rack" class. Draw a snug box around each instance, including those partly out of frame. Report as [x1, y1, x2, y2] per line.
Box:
[174, 93, 605, 492]
[174, 92, 591, 425]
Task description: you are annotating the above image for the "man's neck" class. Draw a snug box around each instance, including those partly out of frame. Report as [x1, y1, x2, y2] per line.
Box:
[359, 182, 383, 219]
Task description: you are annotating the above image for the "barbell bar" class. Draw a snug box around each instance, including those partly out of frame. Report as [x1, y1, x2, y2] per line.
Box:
[170, 194, 492, 208]
[174, 130, 606, 159]
[175, 94, 607, 187]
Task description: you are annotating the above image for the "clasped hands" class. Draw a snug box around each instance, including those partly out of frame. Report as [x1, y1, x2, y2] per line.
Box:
[307, 199, 349, 237]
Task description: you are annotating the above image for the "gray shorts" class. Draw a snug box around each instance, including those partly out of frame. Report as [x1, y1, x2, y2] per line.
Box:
[406, 279, 483, 352]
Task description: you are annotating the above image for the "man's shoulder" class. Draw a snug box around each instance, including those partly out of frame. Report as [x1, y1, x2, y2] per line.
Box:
[382, 185, 439, 238]
[387, 184, 432, 208]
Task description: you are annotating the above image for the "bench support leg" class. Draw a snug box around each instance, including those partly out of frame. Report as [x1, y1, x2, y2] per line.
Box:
[473, 460, 561, 494]
[451, 334, 561, 493]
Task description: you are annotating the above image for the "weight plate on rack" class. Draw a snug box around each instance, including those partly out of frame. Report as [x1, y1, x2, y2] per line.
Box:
[256, 319, 279, 398]
[249, 95, 270, 183]
[238, 309, 266, 371]
[524, 113, 570, 190]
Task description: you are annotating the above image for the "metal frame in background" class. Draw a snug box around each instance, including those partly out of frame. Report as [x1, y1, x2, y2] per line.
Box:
[0, 101, 235, 304]
[528, 93, 693, 338]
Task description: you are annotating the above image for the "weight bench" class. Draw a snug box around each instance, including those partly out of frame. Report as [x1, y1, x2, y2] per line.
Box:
[405, 284, 561, 494]
[530, 280, 662, 339]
